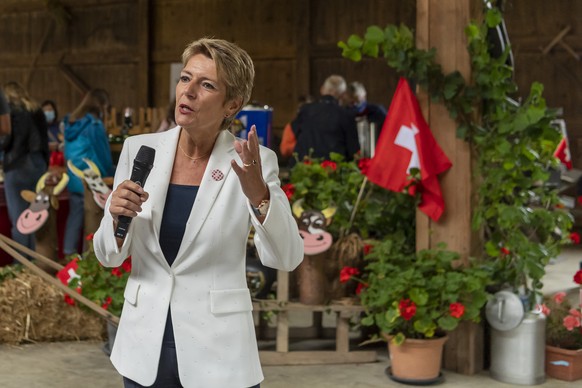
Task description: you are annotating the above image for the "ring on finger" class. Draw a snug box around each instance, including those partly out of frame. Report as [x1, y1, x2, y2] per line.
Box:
[243, 160, 257, 167]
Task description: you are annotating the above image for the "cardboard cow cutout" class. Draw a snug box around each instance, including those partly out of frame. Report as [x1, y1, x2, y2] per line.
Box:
[67, 158, 113, 236]
[292, 199, 337, 255]
[67, 158, 112, 209]
[17, 172, 69, 235]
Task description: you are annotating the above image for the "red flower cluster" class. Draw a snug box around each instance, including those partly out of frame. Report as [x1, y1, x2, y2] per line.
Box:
[398, 299, 417, 320]
[112, 257, 132, 277]
[281, 183, 295, 201]
[363, 244, 373, 255]
[500, 247, 510, 256]
[320, 160, 337, 171]
[574, 270, 582, 285]
[570, 232, 581, 245]
[449, 302, 465, 318]
[339, 266, 360, 283]
[357, 158, 371, 175]
[102, 296, 113, 310]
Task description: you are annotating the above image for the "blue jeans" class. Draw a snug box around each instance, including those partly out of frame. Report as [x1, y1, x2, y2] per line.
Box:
[3, 152, 47, 256]
[63, 191, 84, 255]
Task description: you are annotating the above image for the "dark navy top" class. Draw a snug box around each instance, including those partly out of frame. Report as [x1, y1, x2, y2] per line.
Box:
[159, 183, 198, 345]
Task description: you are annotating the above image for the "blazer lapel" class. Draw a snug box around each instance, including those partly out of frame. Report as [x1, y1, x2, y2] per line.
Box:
[146, 127, 180, 258]
[173, 130, 237, 266]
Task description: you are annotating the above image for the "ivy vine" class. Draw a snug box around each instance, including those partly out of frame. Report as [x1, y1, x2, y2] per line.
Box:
[339, 5, 572, 308]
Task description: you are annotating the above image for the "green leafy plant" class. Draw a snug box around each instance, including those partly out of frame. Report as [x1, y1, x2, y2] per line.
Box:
[62, 234, 130, 317]
[284, 154, 416, 242]
[338, 5, 573, 310]
[352, 239, 490, 345]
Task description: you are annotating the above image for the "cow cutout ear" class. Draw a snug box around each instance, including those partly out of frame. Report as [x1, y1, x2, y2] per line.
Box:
[20, 190, 37, 203]
[292, 199, 305, 218]
[321, 206, 337, 225]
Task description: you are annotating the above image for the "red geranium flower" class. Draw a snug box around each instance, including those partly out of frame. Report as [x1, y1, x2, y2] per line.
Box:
[355, 282, 367, 295]
[358, 158, 371, 174]
[303, 160, 312, 165]
[64, 294, 75, 305]
[102, 296, 113, 310]
[398, 299, 417, 321]
[320, 160, 337, 171]
[574, 270, 582, 285]
[281, 183, 295, 201]
[553, 291, 566, 304]
[121, 257, 132, 273]
[449, 302, 465, 318]
[500, 247, 510, 256]
[577, 196, 582, 206]
[85, 233, 94, 241]
[570, 232, 581, 244]
[339, 266, 360, 283]
[111, 267, 123, 277]
[363, 244, 373, 255]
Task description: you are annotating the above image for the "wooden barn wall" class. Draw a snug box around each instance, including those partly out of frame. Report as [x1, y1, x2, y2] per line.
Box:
[0, 0, 579, 162]
[0, 0, 414, 147]
[503, 0, 582, 167]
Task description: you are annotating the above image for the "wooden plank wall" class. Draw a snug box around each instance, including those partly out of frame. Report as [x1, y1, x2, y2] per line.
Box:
[0, 1, 580, 158]
[503, 0, 582, 168]
[0, 0, 414, 148]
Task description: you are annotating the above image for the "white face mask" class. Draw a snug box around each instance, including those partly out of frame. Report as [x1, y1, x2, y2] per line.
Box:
[44, 110, 56, 123]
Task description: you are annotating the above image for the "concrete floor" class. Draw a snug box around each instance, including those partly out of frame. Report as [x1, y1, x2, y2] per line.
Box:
[0, 247, 581, 387]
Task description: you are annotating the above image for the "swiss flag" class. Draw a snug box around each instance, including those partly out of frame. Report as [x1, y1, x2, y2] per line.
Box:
[554, 137, 572, 170]
[365, 77, 452, 221]
[56, 257, 80, 285]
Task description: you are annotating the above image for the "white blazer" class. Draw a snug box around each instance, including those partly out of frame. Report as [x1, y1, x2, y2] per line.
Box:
[94, 127, 304, 387]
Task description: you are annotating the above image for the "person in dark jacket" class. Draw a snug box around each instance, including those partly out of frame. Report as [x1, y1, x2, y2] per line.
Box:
[290, 75, 359, 166]
[63, 88, 114, 256]
[2, 82, 49, 254]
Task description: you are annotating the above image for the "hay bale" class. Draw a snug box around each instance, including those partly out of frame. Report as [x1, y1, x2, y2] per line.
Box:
[0, 268, 105, 344]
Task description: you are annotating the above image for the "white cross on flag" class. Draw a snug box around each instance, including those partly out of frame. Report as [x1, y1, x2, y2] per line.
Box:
[364, 77, 452, 221]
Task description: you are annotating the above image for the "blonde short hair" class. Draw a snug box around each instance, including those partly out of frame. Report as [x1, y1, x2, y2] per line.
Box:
[182, 38, 255, 130]
[320, 75, 347, 99]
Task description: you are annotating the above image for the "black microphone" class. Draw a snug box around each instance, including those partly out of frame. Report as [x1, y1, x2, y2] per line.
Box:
[114, 145, 156, 239]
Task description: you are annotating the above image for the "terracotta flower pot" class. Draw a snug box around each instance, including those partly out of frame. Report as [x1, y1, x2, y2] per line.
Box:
[387, 335, 448, 382]
[545, 345, 582, 381]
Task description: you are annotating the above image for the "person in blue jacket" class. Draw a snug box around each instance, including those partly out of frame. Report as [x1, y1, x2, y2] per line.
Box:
[63, 88, 114, 256]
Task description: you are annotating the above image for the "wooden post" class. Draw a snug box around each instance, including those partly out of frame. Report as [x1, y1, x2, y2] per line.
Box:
[416, 0, 483, 374]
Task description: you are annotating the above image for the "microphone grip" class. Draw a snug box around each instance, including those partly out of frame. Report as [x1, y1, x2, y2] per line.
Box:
[113, 162, 152, 239]
[114, 215, 132, 239]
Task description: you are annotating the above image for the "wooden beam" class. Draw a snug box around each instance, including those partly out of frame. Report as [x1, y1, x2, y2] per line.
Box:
[416, 0, 483, 375]
[136, 0, 150, 107]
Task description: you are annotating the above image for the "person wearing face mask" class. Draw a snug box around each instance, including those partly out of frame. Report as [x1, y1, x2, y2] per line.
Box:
[63, 89, 114, 257]
[42, 100, 65, 167]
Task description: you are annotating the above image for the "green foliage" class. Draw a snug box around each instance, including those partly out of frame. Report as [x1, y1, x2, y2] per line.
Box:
[339, 5, 573, 310]
[67, 240, 130, 317]
[359, 240, 491, 342]
[286, 154, 416, 241]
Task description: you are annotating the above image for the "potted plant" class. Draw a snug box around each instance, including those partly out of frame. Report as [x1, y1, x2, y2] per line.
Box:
[539, 269, 582, 381]
[58, 233, 131, 353]
[342, 238, 491, 382]
[284, 154, 416, 303]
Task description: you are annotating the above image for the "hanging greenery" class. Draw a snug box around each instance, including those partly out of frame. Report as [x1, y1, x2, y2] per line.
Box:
[338, 5, 573, 309]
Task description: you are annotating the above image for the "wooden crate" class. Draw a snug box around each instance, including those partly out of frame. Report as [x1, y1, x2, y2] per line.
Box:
[253, 271, 377, 365]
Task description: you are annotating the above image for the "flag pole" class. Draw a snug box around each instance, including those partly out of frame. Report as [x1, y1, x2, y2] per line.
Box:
[344, 176, 368, 237]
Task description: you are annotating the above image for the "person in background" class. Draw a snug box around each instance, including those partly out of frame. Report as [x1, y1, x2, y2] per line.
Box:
[41, 100, 65, 167]
[344, 81, 387, 139]
[156, 98, 177, 132]
[290, 75, 359, 166]
[2, 82, 49, 254]
[94, 37, 303, 388]
[0, 89, 11, 166]
[63, 88, 114, 257]
[279, 95, 312, 160]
